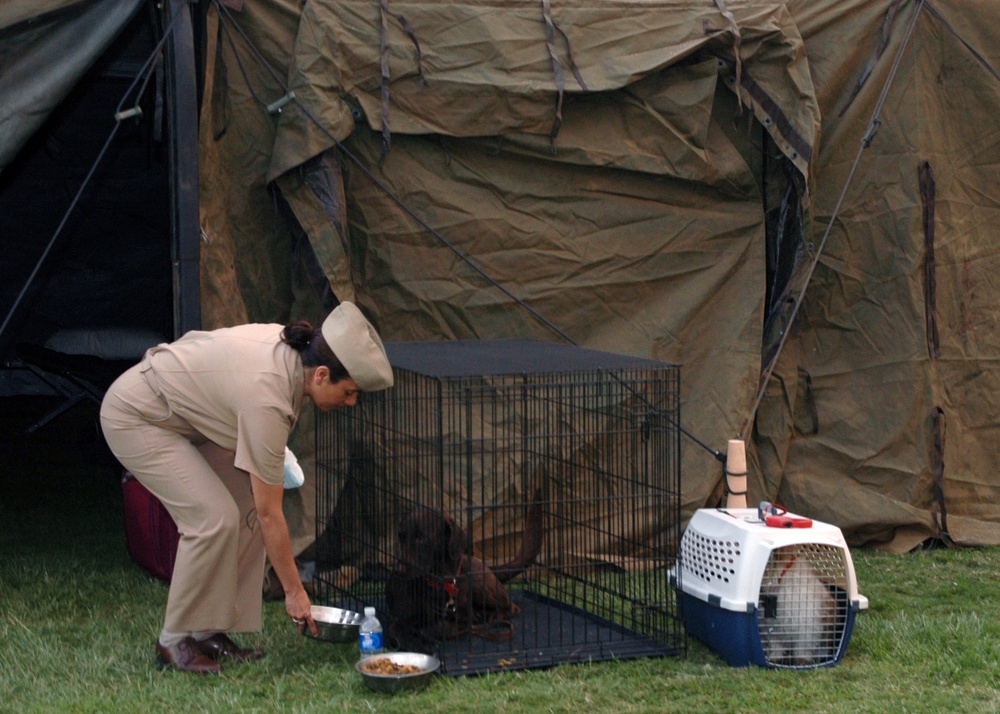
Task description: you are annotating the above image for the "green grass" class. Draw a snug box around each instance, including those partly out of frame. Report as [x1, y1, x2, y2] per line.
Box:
[3, 401, 1000, 713]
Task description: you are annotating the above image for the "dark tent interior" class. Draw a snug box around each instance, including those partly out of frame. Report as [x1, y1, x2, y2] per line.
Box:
[1, 8, 174, 394]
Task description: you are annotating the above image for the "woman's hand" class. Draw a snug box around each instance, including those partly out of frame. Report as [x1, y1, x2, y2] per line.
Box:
[286, 587, 318, 637]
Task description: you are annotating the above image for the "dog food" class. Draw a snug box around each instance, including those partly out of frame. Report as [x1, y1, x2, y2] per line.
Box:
[359, 659, 423, 676]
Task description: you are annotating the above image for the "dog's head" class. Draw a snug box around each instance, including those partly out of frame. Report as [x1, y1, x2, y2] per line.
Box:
[396, 506, 467, 574]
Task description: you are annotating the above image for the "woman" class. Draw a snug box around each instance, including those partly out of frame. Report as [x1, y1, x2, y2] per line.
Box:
[100, 302, 393, 674]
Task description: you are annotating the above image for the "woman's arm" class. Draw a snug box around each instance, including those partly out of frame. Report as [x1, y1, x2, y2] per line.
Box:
[250, 474, 318, 636]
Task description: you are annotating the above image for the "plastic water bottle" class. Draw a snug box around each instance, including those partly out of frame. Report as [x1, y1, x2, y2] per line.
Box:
[359, 606, 384, 659]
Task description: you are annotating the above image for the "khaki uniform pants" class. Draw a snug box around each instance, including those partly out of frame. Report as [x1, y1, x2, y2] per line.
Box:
[100, 363, 265, 633]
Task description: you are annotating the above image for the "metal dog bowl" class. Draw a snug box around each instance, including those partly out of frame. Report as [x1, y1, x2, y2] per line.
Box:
[355, 652, 440, 694]
[307, 606, 363, 643]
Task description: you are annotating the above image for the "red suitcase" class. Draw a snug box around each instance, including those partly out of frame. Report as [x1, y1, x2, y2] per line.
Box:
[121, 470, 180, 582]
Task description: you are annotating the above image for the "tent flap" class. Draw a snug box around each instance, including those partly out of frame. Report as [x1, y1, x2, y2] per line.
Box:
[269, 0, 818, 179]
[0, 0, 145, 173]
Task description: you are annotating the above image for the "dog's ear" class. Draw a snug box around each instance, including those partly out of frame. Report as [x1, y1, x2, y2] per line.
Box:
[443, 512, 468, 564]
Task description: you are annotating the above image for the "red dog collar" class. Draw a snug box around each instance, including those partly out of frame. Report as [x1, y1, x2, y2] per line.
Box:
[427, 578, 459, 598]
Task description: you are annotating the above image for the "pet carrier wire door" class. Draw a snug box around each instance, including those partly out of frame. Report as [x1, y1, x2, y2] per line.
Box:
[314, 339, 685, 675]
[671, 508, 868, 669]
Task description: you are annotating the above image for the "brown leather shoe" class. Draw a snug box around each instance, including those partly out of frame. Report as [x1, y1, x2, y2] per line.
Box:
[195, 633, 265, 662]
[156, 637, 222, 674]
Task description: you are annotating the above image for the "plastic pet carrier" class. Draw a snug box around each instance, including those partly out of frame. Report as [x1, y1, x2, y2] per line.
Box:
[671, 507, 868, 669]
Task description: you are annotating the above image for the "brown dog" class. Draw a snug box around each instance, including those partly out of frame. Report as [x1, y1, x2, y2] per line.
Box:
[386, 489, 544, 644]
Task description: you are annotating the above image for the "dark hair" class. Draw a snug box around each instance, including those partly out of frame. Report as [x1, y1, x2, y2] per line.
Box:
[282, 320, 351, 382]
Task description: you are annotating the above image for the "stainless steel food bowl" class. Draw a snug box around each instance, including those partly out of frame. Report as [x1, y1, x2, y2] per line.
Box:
[355, 652, 441, 694]
[307, 606, 363, 643]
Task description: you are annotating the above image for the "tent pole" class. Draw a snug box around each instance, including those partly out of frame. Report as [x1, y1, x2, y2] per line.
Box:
[165, 0, 201, 338]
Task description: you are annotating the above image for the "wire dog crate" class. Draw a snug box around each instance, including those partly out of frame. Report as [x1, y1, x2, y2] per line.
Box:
[671, 508, 868, 669]
[314, 339, 684, 674]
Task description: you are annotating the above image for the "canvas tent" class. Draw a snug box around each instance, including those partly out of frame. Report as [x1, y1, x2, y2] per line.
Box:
[3, 0, 999, 556]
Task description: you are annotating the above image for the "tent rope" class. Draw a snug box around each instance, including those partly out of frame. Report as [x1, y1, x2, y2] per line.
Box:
[739, 0, 926, 443]
[0, 10, 181, 346]
[924, 2, 1000, 84]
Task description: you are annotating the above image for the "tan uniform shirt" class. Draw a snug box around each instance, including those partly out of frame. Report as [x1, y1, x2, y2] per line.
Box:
[143, 324, 304, 486]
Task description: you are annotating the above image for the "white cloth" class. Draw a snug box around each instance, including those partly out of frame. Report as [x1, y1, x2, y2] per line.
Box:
[283, 447, 305, 489]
